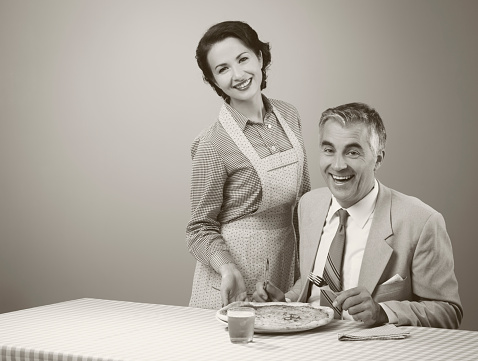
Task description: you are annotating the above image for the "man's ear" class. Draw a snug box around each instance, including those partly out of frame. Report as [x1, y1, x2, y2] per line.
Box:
[374, 150, 385, 171]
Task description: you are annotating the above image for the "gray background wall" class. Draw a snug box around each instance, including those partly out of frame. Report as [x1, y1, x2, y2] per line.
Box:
[1, 0, 477, 331]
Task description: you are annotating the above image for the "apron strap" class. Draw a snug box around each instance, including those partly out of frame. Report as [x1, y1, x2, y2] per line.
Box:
[218, 102, 304, 211]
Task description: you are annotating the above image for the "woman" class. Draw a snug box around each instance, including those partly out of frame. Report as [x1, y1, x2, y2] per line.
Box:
[187, 21, 310, 309]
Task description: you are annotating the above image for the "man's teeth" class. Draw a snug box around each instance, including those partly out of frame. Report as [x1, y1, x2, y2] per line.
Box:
[332, 175, 353, 181]
[235, 79, 251, 89]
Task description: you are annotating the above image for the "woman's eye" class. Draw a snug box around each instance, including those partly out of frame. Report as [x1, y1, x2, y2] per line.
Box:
[218, 67, 227, 74]
[239, 56, 249, 63]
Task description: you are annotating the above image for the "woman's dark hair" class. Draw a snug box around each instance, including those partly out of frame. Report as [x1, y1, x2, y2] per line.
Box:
[196, 21, 272, 100]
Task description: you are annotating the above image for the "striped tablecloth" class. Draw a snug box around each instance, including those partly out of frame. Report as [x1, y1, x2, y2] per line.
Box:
[0, 298, 476, 361]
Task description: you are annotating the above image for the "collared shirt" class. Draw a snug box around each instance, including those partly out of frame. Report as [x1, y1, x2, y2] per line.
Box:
[186, 96, 310, 272]
[309, 179, 384, 320]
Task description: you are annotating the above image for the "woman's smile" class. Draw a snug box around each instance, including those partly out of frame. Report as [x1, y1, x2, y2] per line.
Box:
[234, 78, 252, 90]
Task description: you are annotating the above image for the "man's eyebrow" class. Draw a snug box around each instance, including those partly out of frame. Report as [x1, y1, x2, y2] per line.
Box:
[214, 52, 249, 70]
[345, 142, 364, 150]
[320, 140, 364, 150]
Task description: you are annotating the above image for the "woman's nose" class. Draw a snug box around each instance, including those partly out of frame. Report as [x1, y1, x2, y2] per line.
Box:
[231, 65, 244, 80]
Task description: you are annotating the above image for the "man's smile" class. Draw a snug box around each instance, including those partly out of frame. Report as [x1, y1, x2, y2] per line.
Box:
[331, 174, 354, 185]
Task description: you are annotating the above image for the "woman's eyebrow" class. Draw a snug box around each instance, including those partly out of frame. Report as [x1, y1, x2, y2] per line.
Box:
[214, 52, 249, 70]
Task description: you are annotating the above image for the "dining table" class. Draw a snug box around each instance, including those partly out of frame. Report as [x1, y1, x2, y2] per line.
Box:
[0, 298, 476, 361]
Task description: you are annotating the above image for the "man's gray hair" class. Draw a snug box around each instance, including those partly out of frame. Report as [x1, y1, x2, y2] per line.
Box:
[319, 102, 386, 156]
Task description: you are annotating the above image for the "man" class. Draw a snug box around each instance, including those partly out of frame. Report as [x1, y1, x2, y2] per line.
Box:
[253, 102, 462, 328]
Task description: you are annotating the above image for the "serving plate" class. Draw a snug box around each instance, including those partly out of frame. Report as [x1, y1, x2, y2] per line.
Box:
[216, 301, 334, 334]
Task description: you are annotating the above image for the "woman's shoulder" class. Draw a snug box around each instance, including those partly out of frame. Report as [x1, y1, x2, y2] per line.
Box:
[267, 97, 303, 130]
[190, 120, 227, 158]
[193, 120, 221, 142]
[268, 98, 299, 116]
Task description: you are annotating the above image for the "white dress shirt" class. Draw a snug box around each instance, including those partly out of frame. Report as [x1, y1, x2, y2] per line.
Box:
[307, 179, 397, 323]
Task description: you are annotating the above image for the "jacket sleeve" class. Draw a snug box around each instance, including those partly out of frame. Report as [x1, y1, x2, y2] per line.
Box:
[285, 277, 306, 302]
[382, 212, 463, 329]
[186, 136, 235, 272]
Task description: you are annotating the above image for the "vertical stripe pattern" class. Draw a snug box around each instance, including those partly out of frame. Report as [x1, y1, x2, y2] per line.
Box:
[321, 209, 349, 318]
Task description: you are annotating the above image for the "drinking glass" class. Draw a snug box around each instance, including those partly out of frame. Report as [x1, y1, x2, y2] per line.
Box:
[227, 307, 255, 343]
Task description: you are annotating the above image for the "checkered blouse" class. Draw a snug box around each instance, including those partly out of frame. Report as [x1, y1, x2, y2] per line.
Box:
[186, 96, 311, 272]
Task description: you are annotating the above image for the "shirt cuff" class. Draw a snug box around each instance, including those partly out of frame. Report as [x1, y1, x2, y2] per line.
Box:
[210, 250, 235, 273]
[380, 302, 398, 324]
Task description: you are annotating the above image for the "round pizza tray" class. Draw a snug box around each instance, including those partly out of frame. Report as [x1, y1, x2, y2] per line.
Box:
[216, 301, 334, 333]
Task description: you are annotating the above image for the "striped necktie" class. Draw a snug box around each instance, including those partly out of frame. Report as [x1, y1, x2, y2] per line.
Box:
[320, 208, 349, 319]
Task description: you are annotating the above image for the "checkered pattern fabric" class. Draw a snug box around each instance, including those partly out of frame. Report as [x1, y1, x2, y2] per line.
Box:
[186, 96, 310, 270]
[338, 323, 410, 341]
[0, 299, 477, 361]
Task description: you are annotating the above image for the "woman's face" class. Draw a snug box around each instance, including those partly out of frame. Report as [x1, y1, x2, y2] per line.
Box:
[207, 37, 263, 105]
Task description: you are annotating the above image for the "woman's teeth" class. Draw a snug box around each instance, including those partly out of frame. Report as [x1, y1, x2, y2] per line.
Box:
[235, 79, 251, 90]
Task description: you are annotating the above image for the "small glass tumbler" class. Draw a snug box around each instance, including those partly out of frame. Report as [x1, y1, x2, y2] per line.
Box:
[227, 307, 255, 343]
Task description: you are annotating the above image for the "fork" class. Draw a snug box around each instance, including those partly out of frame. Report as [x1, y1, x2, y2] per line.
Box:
[263, 258, 270, 290]
[308, 272, 336, 294]
[307, 272, 326, 287]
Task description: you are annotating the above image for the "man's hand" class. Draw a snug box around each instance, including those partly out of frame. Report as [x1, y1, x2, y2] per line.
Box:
[218, 263, 247, 306]
[251, 281, 285, 302]
[333, 286, 389, 327]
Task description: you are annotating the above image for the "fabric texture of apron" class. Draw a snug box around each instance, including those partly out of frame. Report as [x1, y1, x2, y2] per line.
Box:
[190, 104, 305, 309]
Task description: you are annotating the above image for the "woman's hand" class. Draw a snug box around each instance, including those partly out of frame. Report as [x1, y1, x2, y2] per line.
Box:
[218, 263, 247, 306]
[251, 281, 285, 302]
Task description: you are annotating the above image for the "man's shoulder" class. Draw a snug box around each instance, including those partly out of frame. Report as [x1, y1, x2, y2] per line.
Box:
[383, 184, 441, 222]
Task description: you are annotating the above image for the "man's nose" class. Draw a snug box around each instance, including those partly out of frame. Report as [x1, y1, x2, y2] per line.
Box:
[331, 155, 347, 171]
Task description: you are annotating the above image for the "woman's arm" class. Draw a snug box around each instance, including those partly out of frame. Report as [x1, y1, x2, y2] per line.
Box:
[186, 136, 235, 271]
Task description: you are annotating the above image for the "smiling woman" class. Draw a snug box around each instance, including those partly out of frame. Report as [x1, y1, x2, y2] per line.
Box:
[206, 37, 264, 116]
[186, 21, 311, 309]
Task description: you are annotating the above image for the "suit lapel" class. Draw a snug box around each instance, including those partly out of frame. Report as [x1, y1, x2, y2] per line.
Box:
[298, 191, 331, 301]
[358, 182, 394, 294]
[304, 193, 331, 272]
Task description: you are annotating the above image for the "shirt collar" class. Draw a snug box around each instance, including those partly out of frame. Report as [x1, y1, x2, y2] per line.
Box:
[329, 179, 379, 228]
[224, 94, 273, 131]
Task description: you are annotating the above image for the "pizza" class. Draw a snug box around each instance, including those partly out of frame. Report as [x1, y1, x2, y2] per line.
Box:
[216, 301, 334, 333]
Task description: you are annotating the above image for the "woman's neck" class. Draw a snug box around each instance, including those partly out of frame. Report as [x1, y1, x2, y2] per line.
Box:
[230, 93, 265, 124]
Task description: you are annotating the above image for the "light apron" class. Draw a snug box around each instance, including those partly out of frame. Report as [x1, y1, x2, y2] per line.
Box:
[189, 104, 305, 309]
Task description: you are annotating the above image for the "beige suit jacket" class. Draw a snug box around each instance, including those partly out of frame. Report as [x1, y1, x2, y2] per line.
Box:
[285, 182, 463, 328]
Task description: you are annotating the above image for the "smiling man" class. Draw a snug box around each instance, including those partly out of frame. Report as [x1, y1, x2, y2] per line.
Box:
[253, 102, 463, 329]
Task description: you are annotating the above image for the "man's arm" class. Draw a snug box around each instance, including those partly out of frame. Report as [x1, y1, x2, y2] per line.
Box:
[382, 212, 462, 328]
[284, 276, 306, 302]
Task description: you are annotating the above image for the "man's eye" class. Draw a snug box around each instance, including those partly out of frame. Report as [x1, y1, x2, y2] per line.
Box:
[323, 148, 333, 154]
[348, 151, 360, 157]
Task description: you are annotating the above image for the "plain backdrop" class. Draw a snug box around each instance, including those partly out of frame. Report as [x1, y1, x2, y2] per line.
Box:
[1, 0, 477, 331]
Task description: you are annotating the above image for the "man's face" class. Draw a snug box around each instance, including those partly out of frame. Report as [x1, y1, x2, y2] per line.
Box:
[318, 119, 384, 208]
